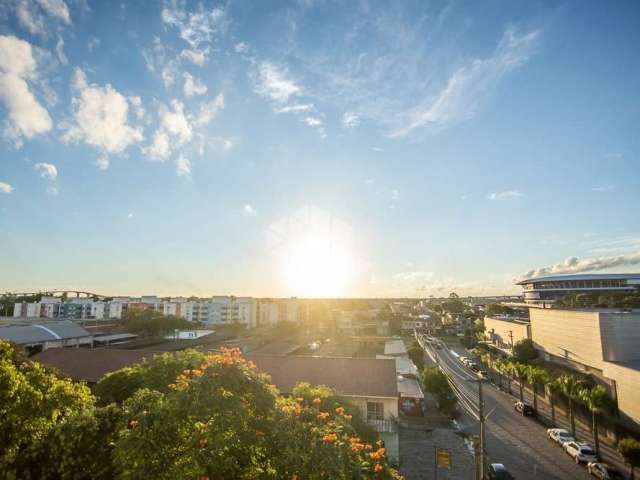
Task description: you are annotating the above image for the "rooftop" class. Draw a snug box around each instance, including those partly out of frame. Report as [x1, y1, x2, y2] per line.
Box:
[0, 320, 92, 345]
[247, 355, 399, 398]
[517, 273, 640, 285]
[384, 339, 408, 356]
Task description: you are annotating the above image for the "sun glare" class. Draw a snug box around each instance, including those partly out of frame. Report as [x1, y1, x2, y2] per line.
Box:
[268, 206, 359, 297]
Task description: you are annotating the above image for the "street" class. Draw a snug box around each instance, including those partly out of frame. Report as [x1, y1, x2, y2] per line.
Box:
[418, 334, 594, 480]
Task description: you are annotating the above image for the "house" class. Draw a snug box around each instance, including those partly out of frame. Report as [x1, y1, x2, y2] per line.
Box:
[0, 320, 93, 354]
[247, 354, 400, 464]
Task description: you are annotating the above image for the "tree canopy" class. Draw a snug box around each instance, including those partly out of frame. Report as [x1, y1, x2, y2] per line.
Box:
[122, 308, 192, 337]
[512, 338, 538, 363]
[1, 341, 402, 480]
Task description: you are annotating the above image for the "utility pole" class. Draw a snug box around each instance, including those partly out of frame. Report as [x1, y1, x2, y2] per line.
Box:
[507, 330, 514, 352]
[478, 376, 486, 480]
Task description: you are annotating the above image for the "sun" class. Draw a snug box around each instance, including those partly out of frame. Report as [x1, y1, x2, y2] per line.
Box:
[267, 206, 358, 297]
[283, 234, 355, 297]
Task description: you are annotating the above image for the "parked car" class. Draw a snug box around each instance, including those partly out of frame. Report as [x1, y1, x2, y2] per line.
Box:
[565, 441, 599, 464]
[547, 428, 576, 446]
[514, 401, 535, 416]
[459, 356, 469, 364]
[587, 462, 624, 479]
[487, 463, 514, 480]
[469, 362, 479, 371]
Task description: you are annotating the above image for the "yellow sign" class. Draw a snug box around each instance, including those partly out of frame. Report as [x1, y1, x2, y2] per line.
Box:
[436, 448, 452, 468]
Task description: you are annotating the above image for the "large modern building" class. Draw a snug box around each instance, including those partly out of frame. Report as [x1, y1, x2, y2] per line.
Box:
[517, 273, 640, 306]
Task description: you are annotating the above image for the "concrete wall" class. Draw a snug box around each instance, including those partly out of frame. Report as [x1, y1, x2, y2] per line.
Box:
[484, 316, 530, 350]
[603, 362, 640, 426]
[529, 309, 605, 368]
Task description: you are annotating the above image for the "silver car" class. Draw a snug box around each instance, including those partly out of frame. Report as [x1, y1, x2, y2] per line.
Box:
[565, 441, 598, 464]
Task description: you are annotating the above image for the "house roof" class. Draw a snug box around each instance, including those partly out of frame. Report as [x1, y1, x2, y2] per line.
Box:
[383, 339, 407, 356]
[247, 355, 398, 399]
[0, 321, 91, 345]
[397, 376, 424, 399]
[32, 348, 154, 382]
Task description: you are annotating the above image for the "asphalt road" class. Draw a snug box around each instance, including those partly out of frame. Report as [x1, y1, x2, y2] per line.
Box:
[418, 335, 593, 480]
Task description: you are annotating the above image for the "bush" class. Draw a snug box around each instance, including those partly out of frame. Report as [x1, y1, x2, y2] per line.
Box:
[422, 367, 457, 417]
[408, 341, 425, 371]
[512, 339, 538, 363]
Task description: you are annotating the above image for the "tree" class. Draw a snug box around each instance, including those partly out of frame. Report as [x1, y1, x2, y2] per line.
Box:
[94, 349, 208, 405]
[509, 362, 529, 403]
[525, 366, 547, 414]
[579, 385, 608, 456]
[512, 339, 538, 363]
[557, 374, 584, 437]
[122, 309, 191, 337]
[545, 377, 560, 427]
[618, 438, 640, 480]
[407, 341, 425, 371]
[0, 340, 95, 478]
[422, 367, 457, 416]
[484, 304, 514, 317]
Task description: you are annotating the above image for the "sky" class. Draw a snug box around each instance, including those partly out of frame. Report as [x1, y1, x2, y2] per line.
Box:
[1, 0, 639, 298]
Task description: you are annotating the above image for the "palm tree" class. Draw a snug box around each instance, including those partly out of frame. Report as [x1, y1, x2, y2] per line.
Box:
[544, 377, 560, 427]
[525, 366, 547, 414]
[557, 374, 584, 437]
[495, 359, 510, 394]
[511, 362, 529, 402]
[579, 385, 608, 456]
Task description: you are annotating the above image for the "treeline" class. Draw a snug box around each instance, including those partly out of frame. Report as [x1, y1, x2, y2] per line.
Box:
[0, 340, 402, 480]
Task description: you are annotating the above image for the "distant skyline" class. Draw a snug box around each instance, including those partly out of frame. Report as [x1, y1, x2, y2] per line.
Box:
[1, 1, 639, 297]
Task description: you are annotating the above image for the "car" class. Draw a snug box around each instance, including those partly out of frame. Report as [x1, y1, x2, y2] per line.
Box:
[514, 401, 535, 416]
[587, 462, 624, 479]
[459, 356, 469, 364]
[478, 369, 488, 378]
[547, 428, 576, 446]
[468, 362, 479, 371]
[487, 463, 514, 480]
[565, 441, 599, 464]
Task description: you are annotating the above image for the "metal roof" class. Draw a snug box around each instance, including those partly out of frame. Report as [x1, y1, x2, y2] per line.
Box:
[0, 321, 91, 345]
[384, 339, 408, 356]
[516, 273, 640, 285]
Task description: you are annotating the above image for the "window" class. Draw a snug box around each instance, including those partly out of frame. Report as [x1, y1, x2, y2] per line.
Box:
[367, 402, 384, 421]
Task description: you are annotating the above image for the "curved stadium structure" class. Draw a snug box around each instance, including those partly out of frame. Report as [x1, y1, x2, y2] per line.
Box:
[517, 273, 640, 305]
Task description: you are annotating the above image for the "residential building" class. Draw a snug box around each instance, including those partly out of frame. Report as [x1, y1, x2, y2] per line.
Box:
[517, 273, 640, 306]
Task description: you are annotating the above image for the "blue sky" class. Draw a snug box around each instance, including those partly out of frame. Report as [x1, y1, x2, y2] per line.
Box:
[1, 0, 639, 297]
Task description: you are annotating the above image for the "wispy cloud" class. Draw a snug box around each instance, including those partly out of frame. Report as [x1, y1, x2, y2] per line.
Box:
[521, 252, 640, 280]
[487, 190, 523, 200]
[243, 204, 256, 216]
[592, 185, 616, 192]
[0, 181, 13, 193]
[390, 26, 539, 137]
[254, 62, 301, 103]
[161, 1, 226, 49]
[34, 162, 57, 179]
[342, 111, 359, 128]
[175, 154, 191, 177]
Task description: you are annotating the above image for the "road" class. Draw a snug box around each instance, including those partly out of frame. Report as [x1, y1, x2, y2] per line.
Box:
[418, 334, 593, 480]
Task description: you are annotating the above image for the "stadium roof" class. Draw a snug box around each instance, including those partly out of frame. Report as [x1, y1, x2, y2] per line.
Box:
[516, 273, 640, 285]
[0, 321, 91, 345]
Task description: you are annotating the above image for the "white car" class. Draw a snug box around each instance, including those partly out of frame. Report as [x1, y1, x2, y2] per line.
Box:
[459, 356, 469, 364]
[547, 428, 576, 446]
[564, 441, 598, 464]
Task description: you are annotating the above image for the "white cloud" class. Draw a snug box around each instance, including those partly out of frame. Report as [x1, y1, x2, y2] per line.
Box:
[592, 185, 616, 192]
[194, 93, 224, 126]
[274, 103, 314, 114]
[234, 42, 249, 54]
[304, 116, 322, 127]
[62, 68, 143, 156]
[342, 111, 359, 128]
[243, 204, 256, 216]
[0, 35, 52, 145]
[94, 156, 109, 170]
[34, 162, 57, 179]
[144, 99, 193, 160]
[128, 95, 145, 119]
[14, 0, 71, 36]
[254, 62, 301, 103]
[161, 2, 226, 48]
[161, 62, 178, 88]
[0, 181, 14, 193]
[183, 72, 207, 97]
[487, 190, 523, 200]
[390, 26, 539, 137]
[127, 212, 134, 219]
[55, 36, 67, 64]
[179, 48, 207, 66]
[391, 189, 399, 201]
[145, 131, 171, 160]
[521, 252, 640, 280]
[175, 154, 191, 176]
[371, 146, 383, 152]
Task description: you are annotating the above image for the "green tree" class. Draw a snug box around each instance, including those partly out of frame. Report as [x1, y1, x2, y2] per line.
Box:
[509, 362, 529, 403]
[579, 385, 608, 456]
[525, 366, 547, 414]
[512, 339, 538, 363]
[0, 340, 95, 478]
[408, 341, 425, 371]
[545, 377, 560, 427]
[484, 304, 514, 317]
[557, 374, 584, 437]
[94, 349, 207, 404]
[618, 438, 640, 480]
[422, 367, 457, 416]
